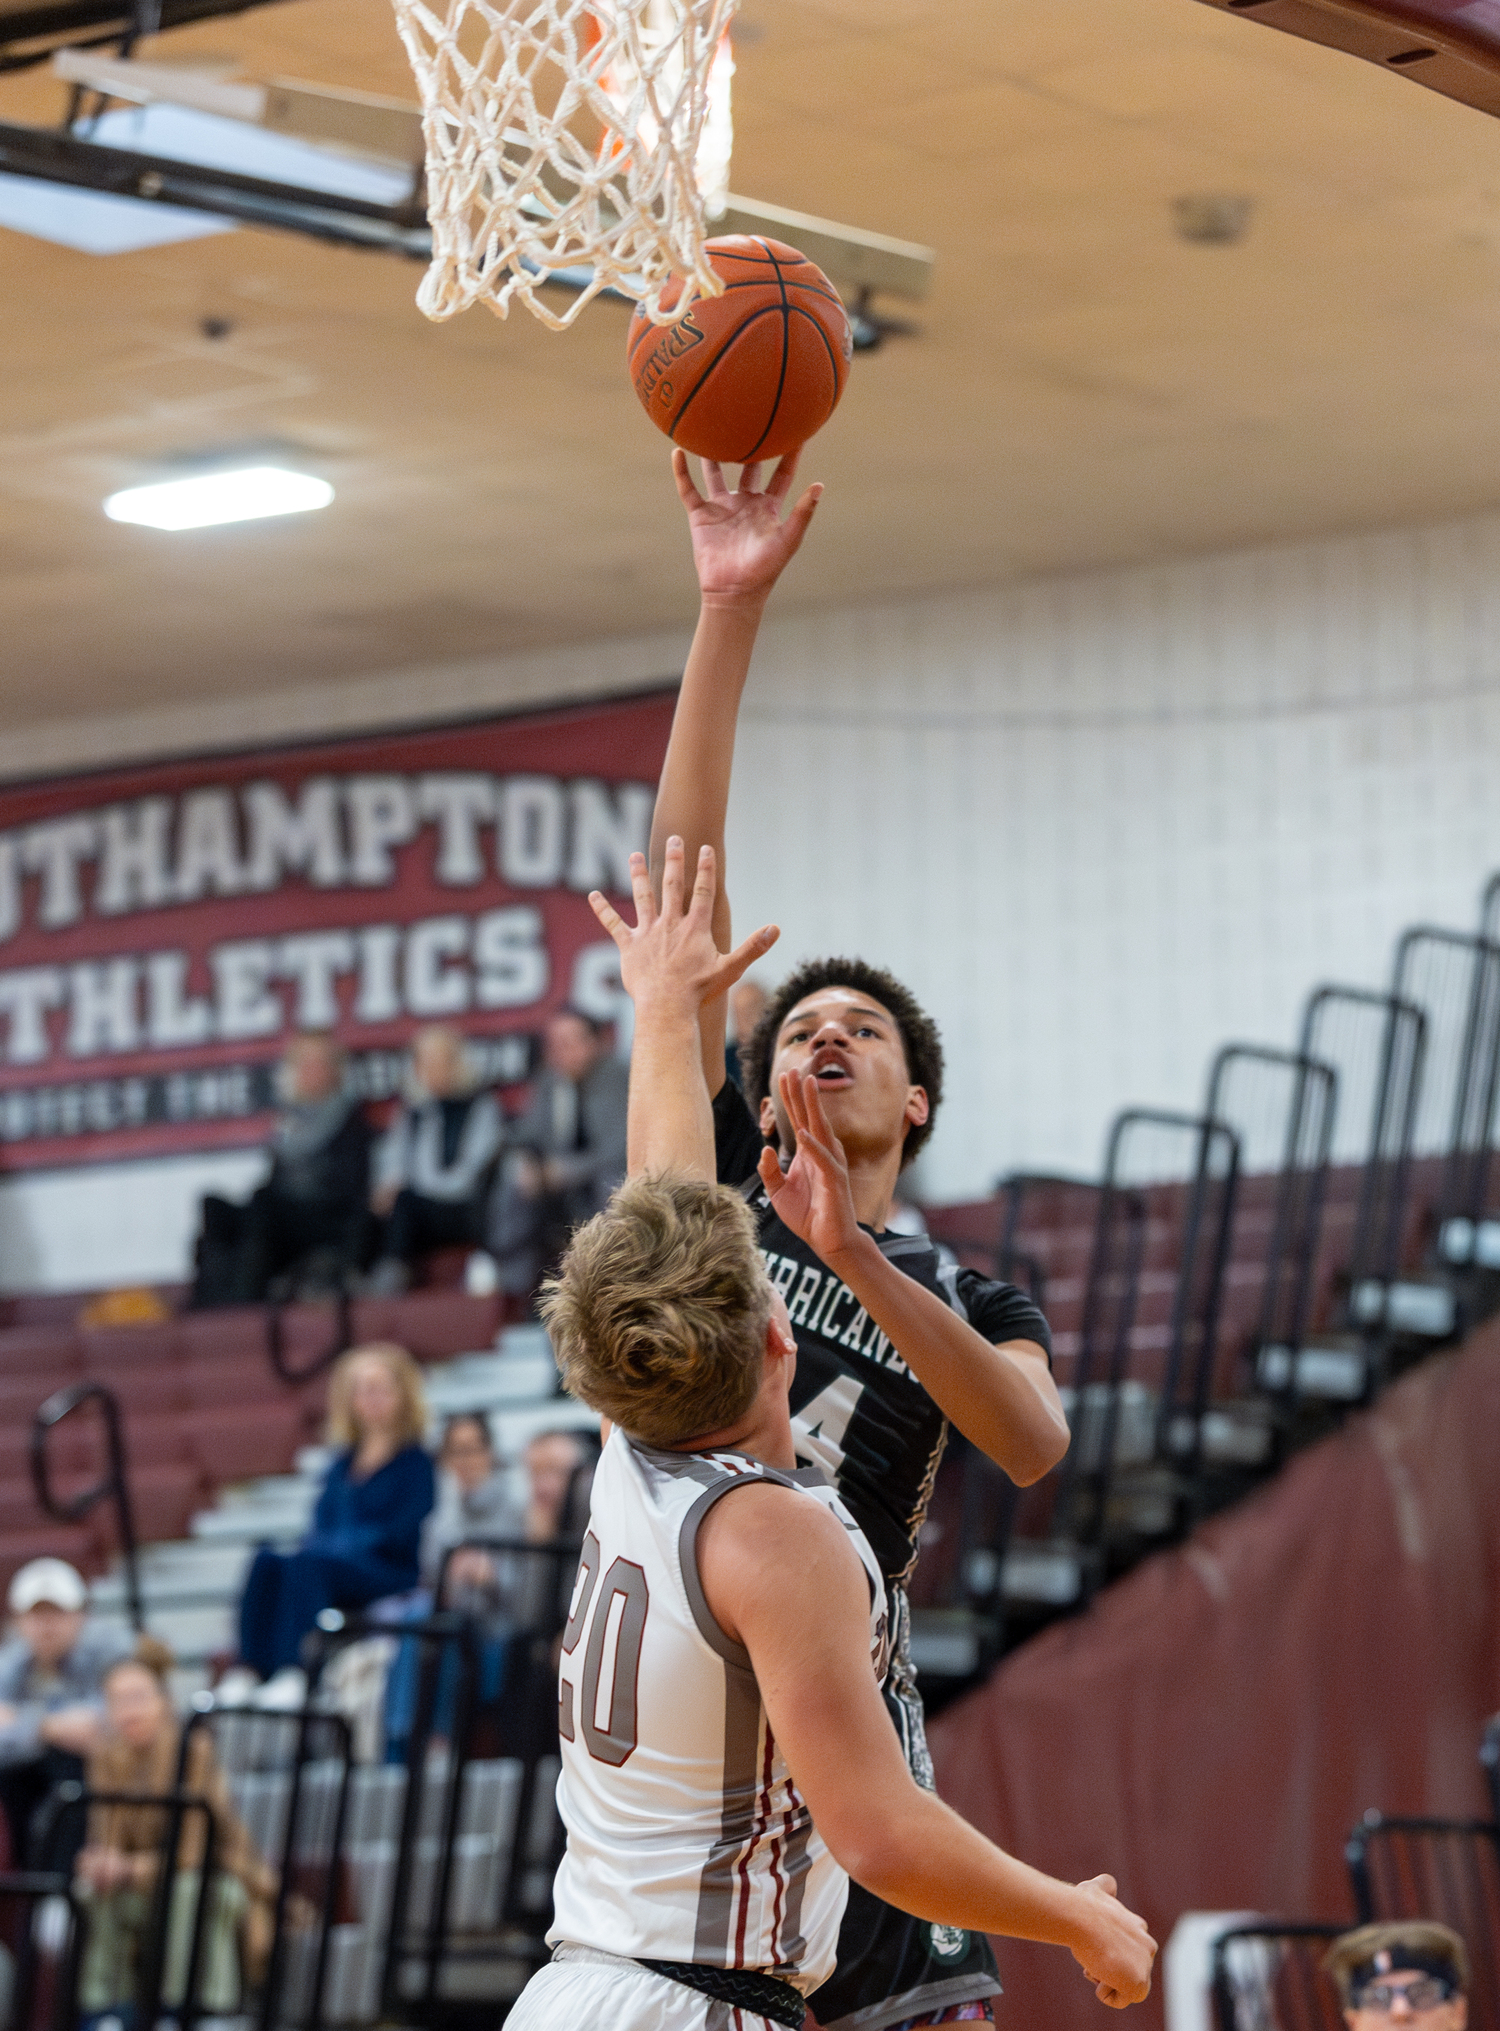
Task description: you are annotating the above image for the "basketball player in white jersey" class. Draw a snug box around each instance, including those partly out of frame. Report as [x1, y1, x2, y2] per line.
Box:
[505, 839, 1156, 2031]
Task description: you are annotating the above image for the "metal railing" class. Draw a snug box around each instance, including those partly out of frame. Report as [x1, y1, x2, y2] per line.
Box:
[1346, 1812, 1500, 2031]
[0, 1871, 85, 2031]
[30, 1380, 143, 1632]
[35, 1783, 218, 2031]
[176, 1704, 353, 2031]
[266, 1287, 355, 1385]
[1206, 1044, 1337, 1407]
[1210, 1922, 1346, 2031]
[1299, 986, 1428, 1332]
[1391, 927, 1500, 1251]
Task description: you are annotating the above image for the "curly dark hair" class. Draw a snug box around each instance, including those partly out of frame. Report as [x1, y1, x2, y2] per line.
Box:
[739, 957, 944, 1167]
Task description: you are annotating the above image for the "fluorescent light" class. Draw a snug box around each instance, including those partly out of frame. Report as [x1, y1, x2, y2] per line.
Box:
[104, 466, 334, 531]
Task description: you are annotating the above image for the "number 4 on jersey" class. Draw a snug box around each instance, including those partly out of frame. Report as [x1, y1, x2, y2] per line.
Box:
[791, 1375, 864, 1477]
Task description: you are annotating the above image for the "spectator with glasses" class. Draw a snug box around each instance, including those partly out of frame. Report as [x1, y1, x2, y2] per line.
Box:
[1324, 1922, 1468, 2031]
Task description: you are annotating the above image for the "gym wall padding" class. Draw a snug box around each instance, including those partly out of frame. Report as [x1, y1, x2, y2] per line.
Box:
[929, 1322, 1500, 2031]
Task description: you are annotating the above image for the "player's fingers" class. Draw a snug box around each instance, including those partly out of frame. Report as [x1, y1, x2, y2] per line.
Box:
[716, 923, 780, 990]
[688, 843, 719, 924]
[628, 848, 658, 930]
[700, 458, 731, 502]
[659, 835, 689, 918]
[778, 1067, 809, 1141]
[757, 1145, 786, 1198]
[739, 460, 766, 496]
[671, 447, 706, 513]
[587, 892, 630, 951]
[781, 482, 824, 550]
[765, 447, 802, 500]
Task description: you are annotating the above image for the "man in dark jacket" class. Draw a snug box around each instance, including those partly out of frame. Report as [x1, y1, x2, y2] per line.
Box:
[192, 1033, 374, 1305]
[488, 1007, 629, 1299]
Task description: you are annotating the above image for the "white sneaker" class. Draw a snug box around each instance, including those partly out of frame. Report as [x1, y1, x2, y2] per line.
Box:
[254, 1666, 308, 1710]
[464, 1250, 500, 1296]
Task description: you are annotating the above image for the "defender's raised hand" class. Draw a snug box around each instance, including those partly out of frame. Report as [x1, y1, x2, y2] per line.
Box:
[758, 1067, 863, 1265]
[673, 446, 822, 609]
[589, 839, 778, 1018]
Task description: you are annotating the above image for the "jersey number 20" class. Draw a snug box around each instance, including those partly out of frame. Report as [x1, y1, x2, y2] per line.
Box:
[559, 1532, 649, 1767]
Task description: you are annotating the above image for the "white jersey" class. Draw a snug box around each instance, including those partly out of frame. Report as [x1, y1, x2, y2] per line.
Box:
[548, 1428, 888, 1997]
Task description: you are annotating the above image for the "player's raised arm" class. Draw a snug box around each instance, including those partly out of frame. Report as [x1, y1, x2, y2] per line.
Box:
[697, 1487, 1157, 2009]
[650, 450, 822, 1092]
[589, 839, 777, 1180]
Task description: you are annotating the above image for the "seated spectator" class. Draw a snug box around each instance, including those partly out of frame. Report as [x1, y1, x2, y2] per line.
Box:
[383, 1425, 591, 1760]
[237, 1344, 435, 1687]
[1324, 1921, 1468, 2031]
[192, 1032, 374, 1307]
[74, 1643, 278, 2026]
[728, 973, 770, 1090]
[367, 1026, 504, 1294]
[0, 1559, 132, 1865]
[488, 1008, 628, 1299]
[422, 1413, 522, 1611]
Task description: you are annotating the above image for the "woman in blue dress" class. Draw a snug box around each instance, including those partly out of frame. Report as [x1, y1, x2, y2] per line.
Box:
[237, 1343, 435, 1682]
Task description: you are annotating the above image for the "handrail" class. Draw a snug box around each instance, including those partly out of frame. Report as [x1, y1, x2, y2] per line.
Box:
[178, 1701, 354, 2031]
[30, 1380, 143, 1632]
[34, 1781, 217, 2031]
[266, 1285, 354, 1384]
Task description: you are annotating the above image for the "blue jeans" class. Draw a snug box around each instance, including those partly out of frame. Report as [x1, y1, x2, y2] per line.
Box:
[238, 1547, 411, 1677]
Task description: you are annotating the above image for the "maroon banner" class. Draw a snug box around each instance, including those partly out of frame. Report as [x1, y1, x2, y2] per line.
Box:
[0, 690, 675, 1171]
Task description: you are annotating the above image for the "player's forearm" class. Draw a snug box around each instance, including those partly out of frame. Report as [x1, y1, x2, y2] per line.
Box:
[824, 1233, 1069, 1483]
[649, 598, 763, 939]
[836, 1783, 1092, 1951]
[626, 998, 716, 1180]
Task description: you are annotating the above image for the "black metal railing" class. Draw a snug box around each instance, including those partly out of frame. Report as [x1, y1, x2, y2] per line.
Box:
[176, 1704, 353, 2031]
[35, 1783, 218, 2031]
[266, 1287, 355, 1385]
[0, 1871, 86, 2031]
[1206, 1044, 1338, 1408]
[1299, 986, 1428, 1334]
[1346, 1812, 1500, 2031]
[1210, 1922, 1347, 2031]
[30, 1381, 143, 1631]
[1392, 926, 1500, 1255]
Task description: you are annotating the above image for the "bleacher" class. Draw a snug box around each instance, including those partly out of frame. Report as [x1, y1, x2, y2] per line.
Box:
[915, 865, 1500, 1702]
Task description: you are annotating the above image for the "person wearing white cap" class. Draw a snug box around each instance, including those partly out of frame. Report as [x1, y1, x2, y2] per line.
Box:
[0, 1558, 133, 1865]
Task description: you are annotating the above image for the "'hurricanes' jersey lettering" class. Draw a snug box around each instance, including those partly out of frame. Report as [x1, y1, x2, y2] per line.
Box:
[550, 1430, 887, 1997]
[714, 1080, 1053, 1585]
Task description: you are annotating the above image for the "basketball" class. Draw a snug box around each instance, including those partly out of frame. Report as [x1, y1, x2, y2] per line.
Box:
[627, 235, 853, 463]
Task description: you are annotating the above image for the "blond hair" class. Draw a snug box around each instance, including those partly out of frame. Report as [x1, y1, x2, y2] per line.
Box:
[325, 1343, 428, 1449]
[540, 1173, 771, 1449]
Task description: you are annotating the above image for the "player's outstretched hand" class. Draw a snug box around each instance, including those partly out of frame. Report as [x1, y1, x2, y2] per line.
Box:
[673, 446, 822, 609]
[1069, 1875, 1157, 2009]
[589, 839, 777, 1018]
[758, 1069, 863, 1265]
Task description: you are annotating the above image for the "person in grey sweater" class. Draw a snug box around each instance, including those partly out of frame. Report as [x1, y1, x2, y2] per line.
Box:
[368, 1027, 506, 1293]
[488, 1008, 629, 1299]
[0, 1559, 134, 1864]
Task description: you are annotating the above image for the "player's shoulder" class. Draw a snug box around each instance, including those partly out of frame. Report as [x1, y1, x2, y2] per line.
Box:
[696, 1477, 869, 1645]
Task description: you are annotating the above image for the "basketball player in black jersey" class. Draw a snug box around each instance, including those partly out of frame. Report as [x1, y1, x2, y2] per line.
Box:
[647, 448, 1071, 2031]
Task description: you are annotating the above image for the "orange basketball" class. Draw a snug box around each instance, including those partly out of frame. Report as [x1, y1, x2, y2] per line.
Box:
[627, 236, 853, 463]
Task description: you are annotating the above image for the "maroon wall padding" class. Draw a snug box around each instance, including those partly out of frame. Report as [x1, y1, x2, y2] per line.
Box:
[929, 1323, 1500, 2031]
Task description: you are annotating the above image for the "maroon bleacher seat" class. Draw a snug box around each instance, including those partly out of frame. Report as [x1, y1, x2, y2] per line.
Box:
[179, 1400, 309, 1485]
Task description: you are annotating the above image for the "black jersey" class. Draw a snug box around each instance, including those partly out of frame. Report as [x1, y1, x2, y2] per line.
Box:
[713, 1080, 1052, 1587]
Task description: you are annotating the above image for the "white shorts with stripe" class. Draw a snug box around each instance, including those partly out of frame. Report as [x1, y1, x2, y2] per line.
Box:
[507, 1955, 795, 2030]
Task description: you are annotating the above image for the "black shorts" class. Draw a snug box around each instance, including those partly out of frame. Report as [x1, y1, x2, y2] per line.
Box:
[807, 1594, 1002, 2031]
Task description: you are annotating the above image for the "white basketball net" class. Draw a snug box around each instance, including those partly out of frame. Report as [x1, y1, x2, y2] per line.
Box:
[392, 0, 739, 330]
